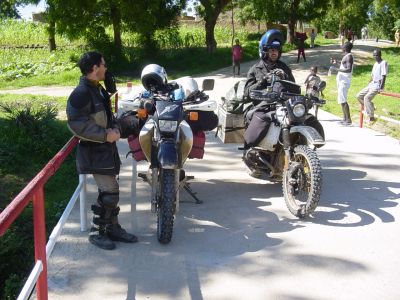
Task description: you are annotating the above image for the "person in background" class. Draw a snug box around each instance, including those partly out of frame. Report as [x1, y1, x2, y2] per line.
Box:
[395, 29, 400, 47]
[330, 41, 354, 126]
[361, 26, 368, 41]
[347, 28, 354, 42]
[310, 29, 316, 48]
[340, 30, 346, 47]
[304, 66, 322, 97]
[232, 39, 243, 77]
[296, 31, 307, 63]
[356, 49, 388, 124]
[66, 51, 138, 250]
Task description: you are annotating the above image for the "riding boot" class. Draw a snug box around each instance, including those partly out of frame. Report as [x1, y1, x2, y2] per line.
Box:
[89, 199, 116, 250]
[106, 214, 138, 243]
[99, 192, 138, 243]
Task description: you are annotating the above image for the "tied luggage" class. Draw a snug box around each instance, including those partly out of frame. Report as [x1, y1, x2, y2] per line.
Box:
[188, 131, 205, 159]
[128, 135, 146, 161]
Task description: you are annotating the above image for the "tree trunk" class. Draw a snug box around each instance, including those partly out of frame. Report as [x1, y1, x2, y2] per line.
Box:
[110, 2, 122, 50]
[231, 4, 235, 47]
[48, 20, 56, 51]
[287, 0, 300, 44]
[205, 17, 218, 54]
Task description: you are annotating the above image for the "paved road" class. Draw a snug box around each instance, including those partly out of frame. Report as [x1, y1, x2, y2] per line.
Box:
[43, 40, 400, 299]
[47, 109, 400, 300]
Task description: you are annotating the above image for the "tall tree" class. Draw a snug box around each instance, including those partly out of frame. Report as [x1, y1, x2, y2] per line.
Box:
[46, 0, 184, 54]
[235, 0, 329, 44]
[197, 0, 231, 54]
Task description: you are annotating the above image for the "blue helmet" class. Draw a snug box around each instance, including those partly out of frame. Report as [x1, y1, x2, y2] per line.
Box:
[259, 29, 285, 59]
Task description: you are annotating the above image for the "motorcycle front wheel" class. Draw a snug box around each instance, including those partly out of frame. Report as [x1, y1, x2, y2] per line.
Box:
[157, 168, 177, 244]
[282, 145, 322, 218]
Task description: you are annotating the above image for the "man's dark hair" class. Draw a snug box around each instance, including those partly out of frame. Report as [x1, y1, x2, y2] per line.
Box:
[78, 51, 103, 75]
[373, 49, 382, 57]
[343, 41, 353, 53]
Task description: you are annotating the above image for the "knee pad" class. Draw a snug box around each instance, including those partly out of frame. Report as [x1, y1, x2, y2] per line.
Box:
[97, 192, 119, 209]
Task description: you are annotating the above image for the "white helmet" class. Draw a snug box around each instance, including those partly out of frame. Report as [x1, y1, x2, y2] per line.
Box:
[141, 64, 168, 91]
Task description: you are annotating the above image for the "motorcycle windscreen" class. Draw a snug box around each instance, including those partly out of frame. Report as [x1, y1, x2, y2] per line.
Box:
[156, 101, 183, 120]
[157, 140, 178, 169]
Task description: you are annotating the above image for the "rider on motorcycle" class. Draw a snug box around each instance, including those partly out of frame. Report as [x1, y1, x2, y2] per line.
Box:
[243, 30, 296, 155]
[242, 30, 323, 178]
[244, 29, 295, 100]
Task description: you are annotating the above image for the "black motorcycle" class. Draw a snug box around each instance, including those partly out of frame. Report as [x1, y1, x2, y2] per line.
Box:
[242, 76, 326, 218]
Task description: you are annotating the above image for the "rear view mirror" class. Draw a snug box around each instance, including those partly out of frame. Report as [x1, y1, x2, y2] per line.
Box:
[202, 79, 214, 91]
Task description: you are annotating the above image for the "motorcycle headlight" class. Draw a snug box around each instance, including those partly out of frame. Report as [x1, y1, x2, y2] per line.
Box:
[292, 103, 306, 117]
[158, 120, 178, 132]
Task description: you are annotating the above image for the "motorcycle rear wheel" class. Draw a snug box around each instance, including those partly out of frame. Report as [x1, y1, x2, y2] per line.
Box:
[157, 169, 176, 244]
[282, 145, 322, 218]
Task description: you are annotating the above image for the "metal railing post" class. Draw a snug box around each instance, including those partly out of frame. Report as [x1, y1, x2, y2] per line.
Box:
[131, 159, 137, 230]
[79, 174, 88, 231]
[33, 187, 48, 300]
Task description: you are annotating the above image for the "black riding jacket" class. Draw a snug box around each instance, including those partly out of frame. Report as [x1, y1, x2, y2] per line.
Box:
[66, 76, 121, 175]
[244, 59, 295, 98]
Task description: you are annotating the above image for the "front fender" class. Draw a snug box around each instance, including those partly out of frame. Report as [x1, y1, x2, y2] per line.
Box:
[158, 140, 178, 169]
[290, 125, 325, 147]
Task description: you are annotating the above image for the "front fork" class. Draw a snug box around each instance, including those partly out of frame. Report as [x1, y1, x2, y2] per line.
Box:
[282, 126, 292, 170]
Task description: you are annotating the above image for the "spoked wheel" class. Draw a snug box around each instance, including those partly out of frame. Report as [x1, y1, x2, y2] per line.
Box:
[157, 169, 177, 244]
[282, 145, 322, 218]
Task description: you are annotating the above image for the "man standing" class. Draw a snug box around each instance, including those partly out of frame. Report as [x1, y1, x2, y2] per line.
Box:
[296, 31, 307, 63]
[331, 41, 354, 126]
[310, 29, 316, 48]
[66, 51, 138, 250]
[361, 26, 368, 41]
[232, 39, 243, 77]
[356, 49, 388, 124]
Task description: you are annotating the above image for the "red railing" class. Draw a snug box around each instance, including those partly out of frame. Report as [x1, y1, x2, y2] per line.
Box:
[0, 89, 122, 299]
[359, 91, 400, 128]
[0, 136, 79, 300]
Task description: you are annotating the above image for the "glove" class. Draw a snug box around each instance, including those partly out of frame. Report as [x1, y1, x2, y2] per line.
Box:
[272, 68, 286, 80]
[104, 70, 117, 93]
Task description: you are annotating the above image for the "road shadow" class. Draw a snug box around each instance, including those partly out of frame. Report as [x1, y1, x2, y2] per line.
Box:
[312, 167, 399, 227]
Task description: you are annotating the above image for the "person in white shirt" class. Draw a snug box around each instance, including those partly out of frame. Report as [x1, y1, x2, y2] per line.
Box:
[356, 49, 388, 123]
[331, 41, 354, 125]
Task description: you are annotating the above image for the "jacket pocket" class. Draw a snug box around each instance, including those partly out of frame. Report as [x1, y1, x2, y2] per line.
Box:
[77, 142, 115, 173]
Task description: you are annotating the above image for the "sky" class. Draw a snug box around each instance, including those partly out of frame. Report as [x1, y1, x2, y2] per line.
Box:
[17, 0, 46, 20]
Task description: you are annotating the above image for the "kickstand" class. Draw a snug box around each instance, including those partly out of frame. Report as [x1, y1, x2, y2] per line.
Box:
[138, 172, 202, 204]
[183, 179, 203, 204]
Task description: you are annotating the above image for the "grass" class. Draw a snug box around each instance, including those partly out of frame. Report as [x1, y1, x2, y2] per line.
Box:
[0, 94, 68, 111]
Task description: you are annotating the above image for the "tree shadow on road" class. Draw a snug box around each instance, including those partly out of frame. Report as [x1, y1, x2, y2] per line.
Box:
[312, 168, 400, 227]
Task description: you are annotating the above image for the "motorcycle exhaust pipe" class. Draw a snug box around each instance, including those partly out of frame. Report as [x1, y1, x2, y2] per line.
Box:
[257, 155, 276, 175]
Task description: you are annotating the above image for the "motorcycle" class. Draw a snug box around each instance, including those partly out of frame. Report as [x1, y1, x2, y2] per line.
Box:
[241, 75, 326, 218]
[126, 77, 217, 243]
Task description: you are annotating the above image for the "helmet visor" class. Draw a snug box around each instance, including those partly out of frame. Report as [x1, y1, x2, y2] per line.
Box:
[268, 41, 281, 49]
